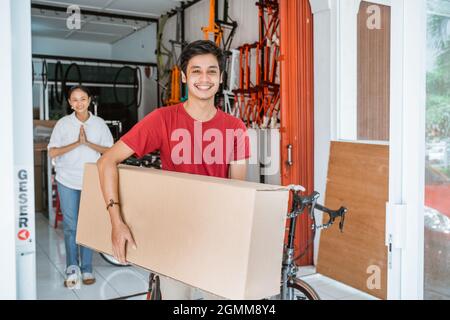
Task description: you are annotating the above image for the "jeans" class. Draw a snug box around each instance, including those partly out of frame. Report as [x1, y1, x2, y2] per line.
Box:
[57, 182, 93, 274]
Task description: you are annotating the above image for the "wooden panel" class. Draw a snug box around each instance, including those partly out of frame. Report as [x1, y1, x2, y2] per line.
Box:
[33, 120, 57, 128]
[357, 2, 391, 141]
[317, 141, 389, 299]
[33, 120, 55, 213]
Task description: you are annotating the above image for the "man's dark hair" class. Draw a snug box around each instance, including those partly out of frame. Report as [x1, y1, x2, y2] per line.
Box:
[179, 40, 225, 75]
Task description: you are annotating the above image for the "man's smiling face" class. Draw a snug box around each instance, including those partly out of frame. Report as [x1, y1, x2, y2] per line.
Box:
[182, 53, 222, 101]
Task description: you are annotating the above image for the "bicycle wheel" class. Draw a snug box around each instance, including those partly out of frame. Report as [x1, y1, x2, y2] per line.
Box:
[147, 273, 162, 300]
[288, 278, 321, 300]
[99, 252, 131, 267]
[270, 278, 321, 300]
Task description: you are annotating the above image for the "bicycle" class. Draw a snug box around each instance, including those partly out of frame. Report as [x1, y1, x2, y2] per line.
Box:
[271, 185, 347, 300]
[112, 185, 347, 300]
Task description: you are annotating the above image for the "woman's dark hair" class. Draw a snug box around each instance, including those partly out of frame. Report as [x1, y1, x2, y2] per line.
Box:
[179, 40, 225, 75]
[67, 85, 91, 100]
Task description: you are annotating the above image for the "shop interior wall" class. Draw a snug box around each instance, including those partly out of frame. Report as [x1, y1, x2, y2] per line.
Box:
[32, 23, 159, 121]
[161, 0, 260, 69]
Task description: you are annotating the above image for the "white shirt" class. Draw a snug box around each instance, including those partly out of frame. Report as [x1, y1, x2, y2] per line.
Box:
[48, 112, 114, 190]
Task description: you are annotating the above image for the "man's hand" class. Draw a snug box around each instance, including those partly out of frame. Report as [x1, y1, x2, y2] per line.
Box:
[111, 220, 137, 264]
[229, 159, 248, 181]
[97, 141, 138, 264]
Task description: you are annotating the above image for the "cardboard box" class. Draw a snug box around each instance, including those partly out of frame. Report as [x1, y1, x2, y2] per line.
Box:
[76, 163, 289, 300]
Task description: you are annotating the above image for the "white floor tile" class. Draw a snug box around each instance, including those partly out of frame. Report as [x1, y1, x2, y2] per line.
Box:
[37, 270, 66, 286]
[94, 266, 148, 297]
[297, 265, 316, 277]
[130, 265, 152, 280]
[71, 271, 121, 300]
[315, 283, 355, 299]
[300, 275, 332, 289]
[122, 294, 148, 300]
[299, 270, 378, 300]
[37, 265, 61, 280]
[118, 294, 147, 300]
[38, 288, 79, 300]
[37, 273, 78, 300]
[42, 246, 67, 266]
[316, 292, 336, 300]
[339, 294, 377, 300]
[53, 262, 67, 275]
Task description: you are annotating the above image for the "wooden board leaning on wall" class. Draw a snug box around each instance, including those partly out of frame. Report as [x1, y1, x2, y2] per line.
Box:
[317, 141, 389, 300]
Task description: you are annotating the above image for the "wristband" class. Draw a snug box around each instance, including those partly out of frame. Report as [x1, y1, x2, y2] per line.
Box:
[106, 199, 120, 211]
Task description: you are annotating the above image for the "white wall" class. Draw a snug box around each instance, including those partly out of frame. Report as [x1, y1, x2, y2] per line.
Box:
[12, 0, 36, 300]
[0, 0, 18, 300]
[1, 0, 36, 299]
[111, 23, 157, 63]
[309, 0, 335, 265]
[137, 66, 159, 119]
[32, 24, 159, 119]
[32, 36, 112, 59]
[33, 25, 158, 64]
[220, 0, 260, 48]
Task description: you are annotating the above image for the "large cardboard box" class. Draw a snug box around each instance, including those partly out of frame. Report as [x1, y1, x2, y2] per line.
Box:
[77, 163, 289, 300]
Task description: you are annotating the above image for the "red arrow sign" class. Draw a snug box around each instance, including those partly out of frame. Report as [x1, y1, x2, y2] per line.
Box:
[18, 229, 30, 241]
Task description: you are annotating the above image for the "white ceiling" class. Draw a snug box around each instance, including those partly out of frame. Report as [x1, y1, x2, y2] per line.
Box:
[31, 0, 185, 43]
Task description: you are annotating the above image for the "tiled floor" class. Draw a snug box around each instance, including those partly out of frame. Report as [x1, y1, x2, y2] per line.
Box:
[35, 212, 378, 300]
[36, 212, 149, 300]
[298, 272, 379, 300]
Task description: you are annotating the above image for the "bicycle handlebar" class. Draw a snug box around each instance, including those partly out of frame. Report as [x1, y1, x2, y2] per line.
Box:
[314, 203, 347, 232]
[288, 189, 348, 233]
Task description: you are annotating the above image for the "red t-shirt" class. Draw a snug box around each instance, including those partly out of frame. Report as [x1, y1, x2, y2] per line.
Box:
[121, 103, 250, 178]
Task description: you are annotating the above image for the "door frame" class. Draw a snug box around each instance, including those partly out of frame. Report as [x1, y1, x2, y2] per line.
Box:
[1, 0, 37, 300]
[0, 0, 18, 300]
[388, 0, 426, 300]
[310, 0, 426, 299]
[338, 0, 427, 300]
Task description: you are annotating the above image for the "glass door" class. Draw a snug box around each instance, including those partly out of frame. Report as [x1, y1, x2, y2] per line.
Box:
[425, 0, 450, 300]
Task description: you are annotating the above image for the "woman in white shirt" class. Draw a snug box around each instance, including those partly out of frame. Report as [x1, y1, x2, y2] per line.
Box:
[48, 85, 114, 288]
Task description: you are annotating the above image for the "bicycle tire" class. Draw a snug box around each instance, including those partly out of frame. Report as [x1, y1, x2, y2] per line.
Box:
[113, 66, 138, 108]
[99, 252, 131, 267]
[288, 278, 321, 300]
[148, 274, 162, 300]
[62, 62, 82, 100]
[41, 59, 48, 89]
[135, 67, 142, 109]
[54, 61, 64, 104]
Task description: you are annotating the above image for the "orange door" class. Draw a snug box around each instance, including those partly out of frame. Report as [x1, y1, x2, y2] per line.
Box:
[280, 0, 314, 266]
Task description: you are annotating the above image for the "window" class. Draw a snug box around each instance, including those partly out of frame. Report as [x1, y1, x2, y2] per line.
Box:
[424, 0, 450, 300]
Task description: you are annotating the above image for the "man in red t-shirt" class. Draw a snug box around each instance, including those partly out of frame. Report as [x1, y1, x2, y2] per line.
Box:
[97, 40, 250, 265]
